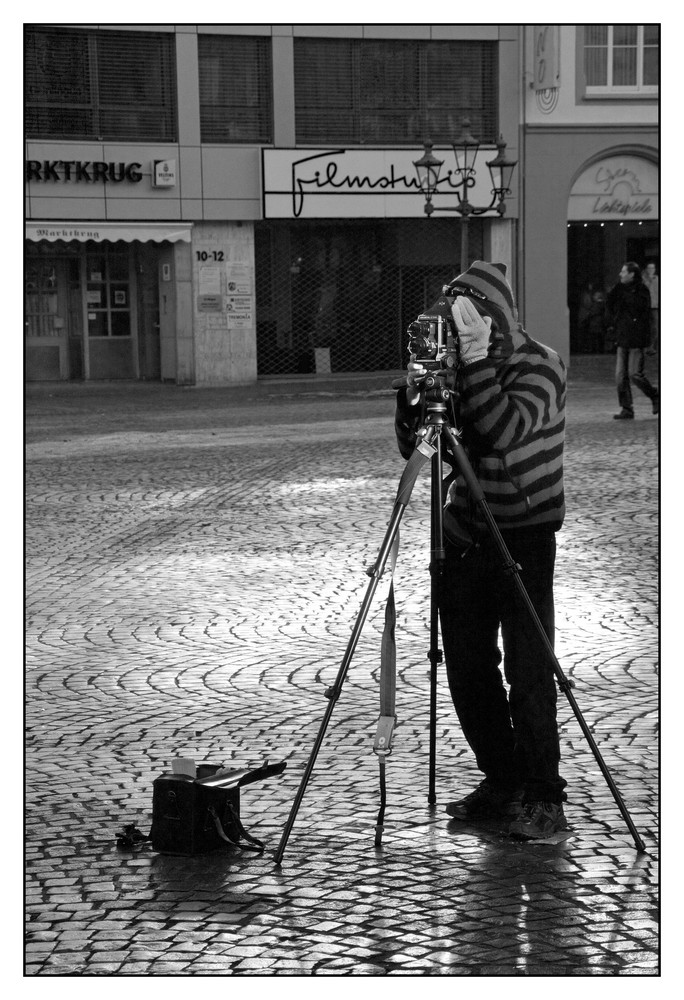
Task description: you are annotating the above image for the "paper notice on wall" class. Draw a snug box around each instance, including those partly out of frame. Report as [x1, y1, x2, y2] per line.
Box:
[199, 266, 222, 296]
[226, 264, 252, 295]
[226, 296, 252, 314]
[226, 292, 253, 329]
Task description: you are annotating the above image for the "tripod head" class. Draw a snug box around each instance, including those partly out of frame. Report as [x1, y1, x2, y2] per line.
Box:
[391, 366, 457, 395]
[391, 368, 460, 430]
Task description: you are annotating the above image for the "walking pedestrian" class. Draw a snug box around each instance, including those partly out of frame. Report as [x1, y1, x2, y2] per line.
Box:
[606, 262, 659, 419]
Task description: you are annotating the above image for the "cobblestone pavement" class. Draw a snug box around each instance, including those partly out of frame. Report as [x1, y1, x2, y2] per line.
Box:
[25, 356, 660, 977]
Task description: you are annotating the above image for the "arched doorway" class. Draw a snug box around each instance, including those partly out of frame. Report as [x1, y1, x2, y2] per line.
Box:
[567, 150, 658, 354]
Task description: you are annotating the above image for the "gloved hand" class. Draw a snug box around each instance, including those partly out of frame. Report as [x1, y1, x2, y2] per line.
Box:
[451, 296, 492, 365]
[405, 361, 427, 405]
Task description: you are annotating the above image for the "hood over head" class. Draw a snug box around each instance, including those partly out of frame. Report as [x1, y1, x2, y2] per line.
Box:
[447, 260, 522, 358]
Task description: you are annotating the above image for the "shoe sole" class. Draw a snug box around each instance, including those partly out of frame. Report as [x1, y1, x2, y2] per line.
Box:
[508, 818, 569, 840]
[509, 827, 568, 840]
[508, 828, 573, 844]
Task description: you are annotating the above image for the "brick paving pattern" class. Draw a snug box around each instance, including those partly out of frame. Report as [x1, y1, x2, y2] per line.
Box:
[25, 357, 659, 976]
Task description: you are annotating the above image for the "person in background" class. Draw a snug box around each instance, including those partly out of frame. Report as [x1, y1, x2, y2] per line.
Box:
[642, 262, 659, 355]
[586, 281, 607, 354]
[606, 262, 659, 419]
[577, 281, 606, 353]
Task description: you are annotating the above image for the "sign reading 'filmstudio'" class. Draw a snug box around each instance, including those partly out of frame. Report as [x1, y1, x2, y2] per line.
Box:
[262, 148, 506, 220]
[568, 156, 658, 220]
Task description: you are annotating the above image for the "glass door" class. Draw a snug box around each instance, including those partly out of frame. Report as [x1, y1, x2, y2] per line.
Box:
[85, 244, 138, 379]
[25, 255, 69, 380]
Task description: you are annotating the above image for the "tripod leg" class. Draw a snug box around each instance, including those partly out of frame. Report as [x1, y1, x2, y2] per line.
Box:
[273, 442, 436, 864]
[441, 425, 647, 853]
[428, 438, 446, 806]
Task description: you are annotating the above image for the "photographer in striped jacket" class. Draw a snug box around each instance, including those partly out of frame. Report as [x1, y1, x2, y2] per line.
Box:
[395, 261, 568, 841]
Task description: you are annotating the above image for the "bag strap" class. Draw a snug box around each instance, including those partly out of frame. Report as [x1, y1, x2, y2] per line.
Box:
[208, 803, 265, 853]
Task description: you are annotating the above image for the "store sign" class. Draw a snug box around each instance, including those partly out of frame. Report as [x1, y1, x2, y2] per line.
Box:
[568, 156, 658, 220]
[197, 295, 223, 312]
[153, 159, 177, 187]
[26, 160, 143, 183]
[262, 148, 504, 219]
[26, 221, 193, 243]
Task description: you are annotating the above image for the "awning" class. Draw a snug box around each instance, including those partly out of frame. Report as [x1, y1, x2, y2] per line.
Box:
[25, 221, 193, 243]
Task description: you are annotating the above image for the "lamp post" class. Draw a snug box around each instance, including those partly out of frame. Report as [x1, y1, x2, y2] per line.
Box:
[413, 118, 518, 268]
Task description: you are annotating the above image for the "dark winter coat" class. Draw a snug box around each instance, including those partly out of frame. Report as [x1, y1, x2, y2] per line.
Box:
[606, 281, 652, 349]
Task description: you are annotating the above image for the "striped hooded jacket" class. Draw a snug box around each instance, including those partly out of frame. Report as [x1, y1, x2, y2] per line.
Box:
[395, 261, 566, 536]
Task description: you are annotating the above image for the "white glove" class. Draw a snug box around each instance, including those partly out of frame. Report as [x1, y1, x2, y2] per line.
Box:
[451, 297, 492, 365]
[405, 361, 427, 406]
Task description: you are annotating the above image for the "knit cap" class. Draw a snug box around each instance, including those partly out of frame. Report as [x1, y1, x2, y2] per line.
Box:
[449, 260, 518, 333]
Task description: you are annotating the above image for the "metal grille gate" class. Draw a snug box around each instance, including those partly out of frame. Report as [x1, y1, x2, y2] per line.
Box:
[255, 219, 483, 377]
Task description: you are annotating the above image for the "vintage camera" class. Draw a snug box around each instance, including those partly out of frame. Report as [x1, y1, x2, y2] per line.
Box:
[407, 290, 460, 374]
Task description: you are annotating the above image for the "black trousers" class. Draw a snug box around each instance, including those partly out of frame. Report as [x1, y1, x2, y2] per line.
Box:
[616, 346, 658, 413]
[438, 527, 567, 804]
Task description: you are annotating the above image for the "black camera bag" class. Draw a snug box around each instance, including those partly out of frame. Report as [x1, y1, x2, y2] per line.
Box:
[150, 760, 286, 855]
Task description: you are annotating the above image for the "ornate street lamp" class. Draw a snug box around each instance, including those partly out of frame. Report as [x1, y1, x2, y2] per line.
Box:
[413, 118, 518, 267]
[412, 141, 444, 218]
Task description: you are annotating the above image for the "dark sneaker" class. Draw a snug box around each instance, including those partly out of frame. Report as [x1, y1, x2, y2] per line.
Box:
[652, 396, 659, 415]
[508, 801, 568, 840]
[445, 780, 522, 821]
[613, 410, 634, 420]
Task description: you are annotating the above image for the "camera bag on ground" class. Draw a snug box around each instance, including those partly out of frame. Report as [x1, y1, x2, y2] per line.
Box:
[116, 759, 286, 855]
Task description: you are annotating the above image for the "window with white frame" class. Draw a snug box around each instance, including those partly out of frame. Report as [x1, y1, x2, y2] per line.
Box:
[584, 25, 658, 95]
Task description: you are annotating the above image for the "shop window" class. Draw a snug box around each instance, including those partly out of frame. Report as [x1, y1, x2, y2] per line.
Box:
[294, 38, 498, 145]
[583, 25, 658, 96]
[254, 219, 479, 376]
[25, 261, 60, 338]
[86, 249, 131, 338]
[198, 34, 273, 142]
[25, 26, 177, 141]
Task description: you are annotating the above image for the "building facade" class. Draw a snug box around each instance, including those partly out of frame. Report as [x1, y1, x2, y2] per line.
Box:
[25, 24, 659, 384]
[521, 26, 659, 353]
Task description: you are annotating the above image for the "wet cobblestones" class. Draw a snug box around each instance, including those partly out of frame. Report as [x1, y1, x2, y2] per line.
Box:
[25, 358, 659, 976]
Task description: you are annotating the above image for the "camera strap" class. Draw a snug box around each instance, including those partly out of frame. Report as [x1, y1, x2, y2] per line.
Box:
[371, 434, 436, 846]
[373, 532, 399, 846]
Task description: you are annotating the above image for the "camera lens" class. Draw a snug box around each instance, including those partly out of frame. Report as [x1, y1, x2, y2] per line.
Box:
[408, 336, 436, 357]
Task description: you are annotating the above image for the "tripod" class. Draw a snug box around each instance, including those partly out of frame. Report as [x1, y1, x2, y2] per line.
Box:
[273, 374, 646, 863]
